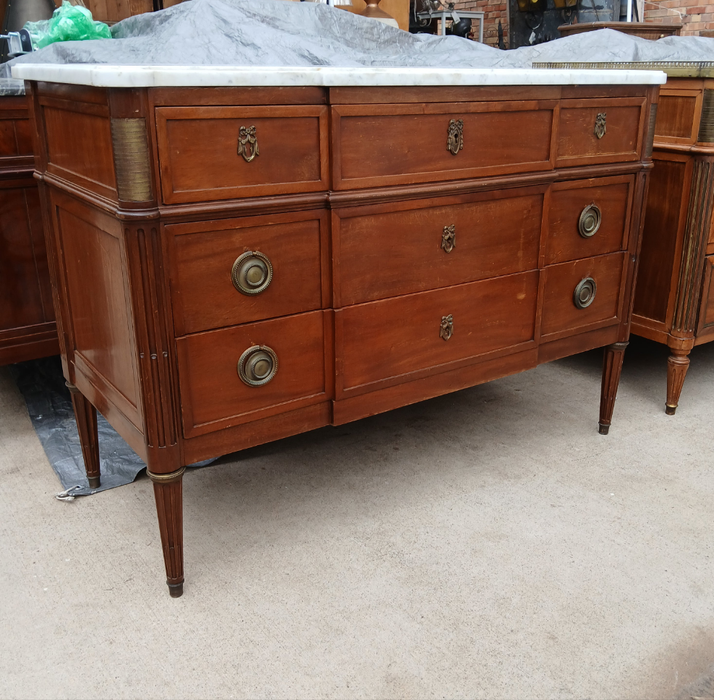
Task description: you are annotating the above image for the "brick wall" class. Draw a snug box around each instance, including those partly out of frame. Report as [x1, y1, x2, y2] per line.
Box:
[643, 0, 714, 34]
[454, 0, 508, 46]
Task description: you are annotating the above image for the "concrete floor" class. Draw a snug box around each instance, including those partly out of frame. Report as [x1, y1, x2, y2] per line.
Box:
[0, 336, 712, 700]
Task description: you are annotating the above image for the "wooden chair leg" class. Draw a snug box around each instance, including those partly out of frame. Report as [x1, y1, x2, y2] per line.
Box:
[148, 467, 185, 598]
[666, 348, 691, 415]
[599, 341, 628, 435]
[66, 382, 101, 489]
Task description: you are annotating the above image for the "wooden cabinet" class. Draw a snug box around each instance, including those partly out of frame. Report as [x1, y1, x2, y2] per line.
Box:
[0, 94, 58, 365]
[631, 77, 714, 414]
[25, 77, 658, 596]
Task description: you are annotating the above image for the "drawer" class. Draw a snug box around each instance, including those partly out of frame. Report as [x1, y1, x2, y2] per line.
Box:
[176, 311, 327, 438]
[335, 189, 543, 305]
[544, 176, 633, 265]
[541, 252, 627, 339]
[336, 271, 538, 395]
[556, 98, 646, 166]
[332, 101, 555, 190]
[167, 211, 326, 336]
[156, 105, 329, 204]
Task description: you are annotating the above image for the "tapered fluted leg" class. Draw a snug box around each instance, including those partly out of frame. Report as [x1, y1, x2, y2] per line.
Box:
[148, 467, 185, 598]
[66, 382, 101, 489]
[666, 349, 691, 415]
[599, 341, 628, 435]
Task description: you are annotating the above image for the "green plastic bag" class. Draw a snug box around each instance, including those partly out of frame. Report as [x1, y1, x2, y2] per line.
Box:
[24, 1, 111, 50]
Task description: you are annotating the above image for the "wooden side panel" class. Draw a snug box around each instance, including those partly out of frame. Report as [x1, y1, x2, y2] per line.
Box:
[696, 255, 714, 340]
[334, 188, 543, 306]
[336, 271, 538, 396]
[52, 192, 141, 428]
[656, 93, 699, 141]
[634, 155, 689, 324]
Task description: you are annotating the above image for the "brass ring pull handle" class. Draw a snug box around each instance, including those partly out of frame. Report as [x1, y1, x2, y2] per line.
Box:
[594, 112, 607, 140]
[237, 345, 278, 387]
[573, 277, 597, 309]
[578, 204, 602, 239]
[447, 119, 464, 155]
[441, 224, 456, 253]
[440, 314, 454, 341]
[231, 251, 273, 296]
[238, 125, 259, 162]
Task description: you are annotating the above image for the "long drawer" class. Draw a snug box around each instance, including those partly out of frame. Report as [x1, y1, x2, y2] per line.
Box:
[336, 271, 538, 396]
[335, 188, 543, 306]
[544, 175, 634, 265]
[156, 105, 329, 204]
[541, 252, 627, 340]
[176, 311, 327, 438]
[167, 211, 327, 335]
[332, 101, 555, 190]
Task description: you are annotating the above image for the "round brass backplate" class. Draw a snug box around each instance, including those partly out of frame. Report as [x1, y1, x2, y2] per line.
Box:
[237, 345, 278, 387]
[578, 204, 602, 239]
[573, 277, 597, 309]
[231, 251, 273, 296]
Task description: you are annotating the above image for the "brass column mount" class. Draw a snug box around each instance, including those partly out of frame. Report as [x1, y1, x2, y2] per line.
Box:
[238, 125, 259, 162]
[447, 119, 464, 155]
[594, 113, 607, 139]
[440, 314, 454, 340]
[441, 225, 456, 253]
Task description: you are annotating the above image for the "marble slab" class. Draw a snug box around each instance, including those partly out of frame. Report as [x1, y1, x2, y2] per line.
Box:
[11, 64, 667, 87]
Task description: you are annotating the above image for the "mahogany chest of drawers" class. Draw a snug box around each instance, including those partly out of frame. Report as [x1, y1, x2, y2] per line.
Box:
[20, 71, 660, 596]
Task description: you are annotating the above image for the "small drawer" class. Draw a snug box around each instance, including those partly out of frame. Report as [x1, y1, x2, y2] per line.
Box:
[156, 105, 329, 204]
[176, 311, 327, 438]
[545, 177, 633, 265]
[335, 189, 543, 306]
[556, 98, 645, 166]
[336, 271, 538, 395]
[167, 211, 326, 336]
[541, 252, 627, 339]
[332, 101, 555, 190]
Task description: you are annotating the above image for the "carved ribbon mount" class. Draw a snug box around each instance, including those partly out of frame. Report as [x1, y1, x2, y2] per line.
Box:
[594, 113, 607, 140]
[440, 314, 454, 341]
[447, 119, 464, 155]
[238, 125, 259, 162]
[441, 224, 456, 253]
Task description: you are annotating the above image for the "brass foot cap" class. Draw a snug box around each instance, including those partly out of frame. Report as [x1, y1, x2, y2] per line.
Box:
[665, 404, 677, 415]
[88, 476, 100, 489]
[168, 582, 184, 598]
[598, 423, 610, 435]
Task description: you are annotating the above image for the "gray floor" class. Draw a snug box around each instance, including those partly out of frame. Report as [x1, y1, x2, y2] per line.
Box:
[1, 337, 712, 700]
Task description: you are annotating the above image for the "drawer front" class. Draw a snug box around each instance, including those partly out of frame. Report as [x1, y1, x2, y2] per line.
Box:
[556, 99, 645, 166]
[545, 177, 633, 265]
[337, 271, 538, 394]
[333, 102, 555, 189]
[156, 106, 329, 204]
[177, 311, 326, 437]
[168, 212, 326, 336]
[541, 252, 627, 339]
[336, 190, 543, 306]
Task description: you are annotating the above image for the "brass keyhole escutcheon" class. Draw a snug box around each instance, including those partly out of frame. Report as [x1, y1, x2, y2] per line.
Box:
[238, 125, 259, 162]
[594, 113, 607, 140]
[447, 119, 464, 155]
[573, 277, 597, 309]
[440, 314, 454, 341]
[231, 251, 273, 296]
[578, 204, 602, 238]
[237, 345, 278, 387]
[442, 224, 456, 253]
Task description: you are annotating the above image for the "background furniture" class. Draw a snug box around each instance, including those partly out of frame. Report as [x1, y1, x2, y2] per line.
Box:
[557, 21, 682, 41]
[0, 86, 58, 365]
[416, 8, 484, 40]
[17, 64, 660, 595]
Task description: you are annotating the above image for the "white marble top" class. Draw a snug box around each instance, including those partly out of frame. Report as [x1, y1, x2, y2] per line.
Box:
[11, 64, 667, 88]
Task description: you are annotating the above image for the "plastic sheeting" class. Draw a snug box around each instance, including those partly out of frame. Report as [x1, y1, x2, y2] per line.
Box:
[2, 0, 713, 75]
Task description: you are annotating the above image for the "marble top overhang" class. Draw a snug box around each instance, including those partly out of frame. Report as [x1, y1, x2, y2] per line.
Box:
[11, 64, 667, 88]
